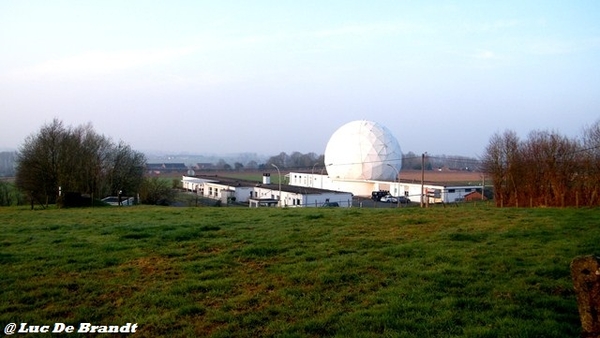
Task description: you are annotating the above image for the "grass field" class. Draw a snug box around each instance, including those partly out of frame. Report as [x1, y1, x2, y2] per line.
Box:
[1, 205, 597, 337]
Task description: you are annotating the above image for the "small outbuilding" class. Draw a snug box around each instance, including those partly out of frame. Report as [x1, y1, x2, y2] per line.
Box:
[463, 190, 486, 202]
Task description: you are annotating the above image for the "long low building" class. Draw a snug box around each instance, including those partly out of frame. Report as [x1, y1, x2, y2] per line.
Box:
[181, 174, 354, 207]
[287, 171, 483, 204]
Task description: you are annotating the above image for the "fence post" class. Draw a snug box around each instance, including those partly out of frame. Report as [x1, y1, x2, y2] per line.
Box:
[571, 255, 600, 337]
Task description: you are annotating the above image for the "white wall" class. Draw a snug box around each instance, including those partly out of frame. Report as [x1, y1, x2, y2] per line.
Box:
[290, 172, 374, 196]
[183, 176, 353, 207]
[253, 185, 352, 207]
[401, 184, 482, 204]
[288, 172, 482, 204]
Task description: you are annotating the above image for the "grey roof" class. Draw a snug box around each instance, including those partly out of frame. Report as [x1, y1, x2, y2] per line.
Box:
[146, 163, 188, 170]
[163, 163, 187, 169]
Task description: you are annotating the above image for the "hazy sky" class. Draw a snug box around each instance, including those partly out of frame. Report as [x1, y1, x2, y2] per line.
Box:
[1, 1, 599, 157]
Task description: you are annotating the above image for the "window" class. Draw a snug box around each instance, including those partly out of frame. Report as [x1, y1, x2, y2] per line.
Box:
[448, 189, 455, 193]
[465, 188, 472, 193]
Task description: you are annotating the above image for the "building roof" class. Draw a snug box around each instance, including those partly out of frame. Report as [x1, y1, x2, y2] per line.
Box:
[146, 163, 165, 170]
[195, 163, 216, 169]
[464, 190, 486, 201]
[147, 163, 188, 171]
[163, 163, 187, 169]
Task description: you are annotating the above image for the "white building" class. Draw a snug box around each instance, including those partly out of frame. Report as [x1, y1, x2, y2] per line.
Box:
[285, 119, 483, 204]
[181, 174, 353, 207]
[181, 119, 482, 206]
[288, 171, 482, 204]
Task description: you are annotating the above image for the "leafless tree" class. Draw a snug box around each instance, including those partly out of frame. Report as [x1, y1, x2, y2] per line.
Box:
[582, 120, 600, 205]
[105, 141, 146, 198]
[482, 130, 521, 206]
[15, 119, 145, 206]
[16, 119, 67, 205]
[483, 124, 600, 207]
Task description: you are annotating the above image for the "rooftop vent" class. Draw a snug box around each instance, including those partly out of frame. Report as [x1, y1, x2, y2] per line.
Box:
[262, 173, 271, 184]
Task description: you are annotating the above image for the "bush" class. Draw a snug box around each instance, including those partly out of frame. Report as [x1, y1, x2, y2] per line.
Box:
[0, 181, 25, 206]
[140, 177, 175, 205]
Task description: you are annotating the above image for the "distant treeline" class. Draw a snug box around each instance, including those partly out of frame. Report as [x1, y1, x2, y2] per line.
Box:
[261, 151, 479, 172]
[4, 147, 481, 177]
[265, 152, 325, 170]
[482, 120, 600, 207]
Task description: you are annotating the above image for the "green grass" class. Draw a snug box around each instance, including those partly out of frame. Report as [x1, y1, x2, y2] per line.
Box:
[1, 205, 597, 337]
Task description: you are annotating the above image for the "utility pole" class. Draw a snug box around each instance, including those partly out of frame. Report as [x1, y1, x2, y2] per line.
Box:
[271, 163, 282, 207]
[421, 153, 425, 208]
[387, 164, 400, 208]
[482, 175, 485, 201]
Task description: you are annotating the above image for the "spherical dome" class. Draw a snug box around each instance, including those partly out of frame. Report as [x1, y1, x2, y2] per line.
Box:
[325, 120, 402, 181]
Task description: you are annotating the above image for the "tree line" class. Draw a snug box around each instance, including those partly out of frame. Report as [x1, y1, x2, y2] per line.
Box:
[15, 119, 146, 206]
[262, 151, 479, 172]
[265, 152, 325, 170]
[17, 118, 600, 209]
[482, 120, 600, 207]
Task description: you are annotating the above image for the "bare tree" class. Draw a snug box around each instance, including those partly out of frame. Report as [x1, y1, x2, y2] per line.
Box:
[483, 126, 598, 207]
[245, 160, 258, 169]
[582, 120, 600, 205]
[402, 151, 421, 170]
[482, 130, 522, 206]
[16, 119, 67, 205]
[522, 130, 580, 206]
[106, 141, 146, 198]
[15, 119, 145, 207]
[266, 152, 289, 168]
[266, 151, 323, 169]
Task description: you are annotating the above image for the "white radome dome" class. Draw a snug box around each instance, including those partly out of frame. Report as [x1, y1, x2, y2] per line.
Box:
[325, 120, 402, 181]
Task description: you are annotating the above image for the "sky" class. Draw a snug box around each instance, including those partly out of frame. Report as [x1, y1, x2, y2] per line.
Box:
[1, 1, 599, 157]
